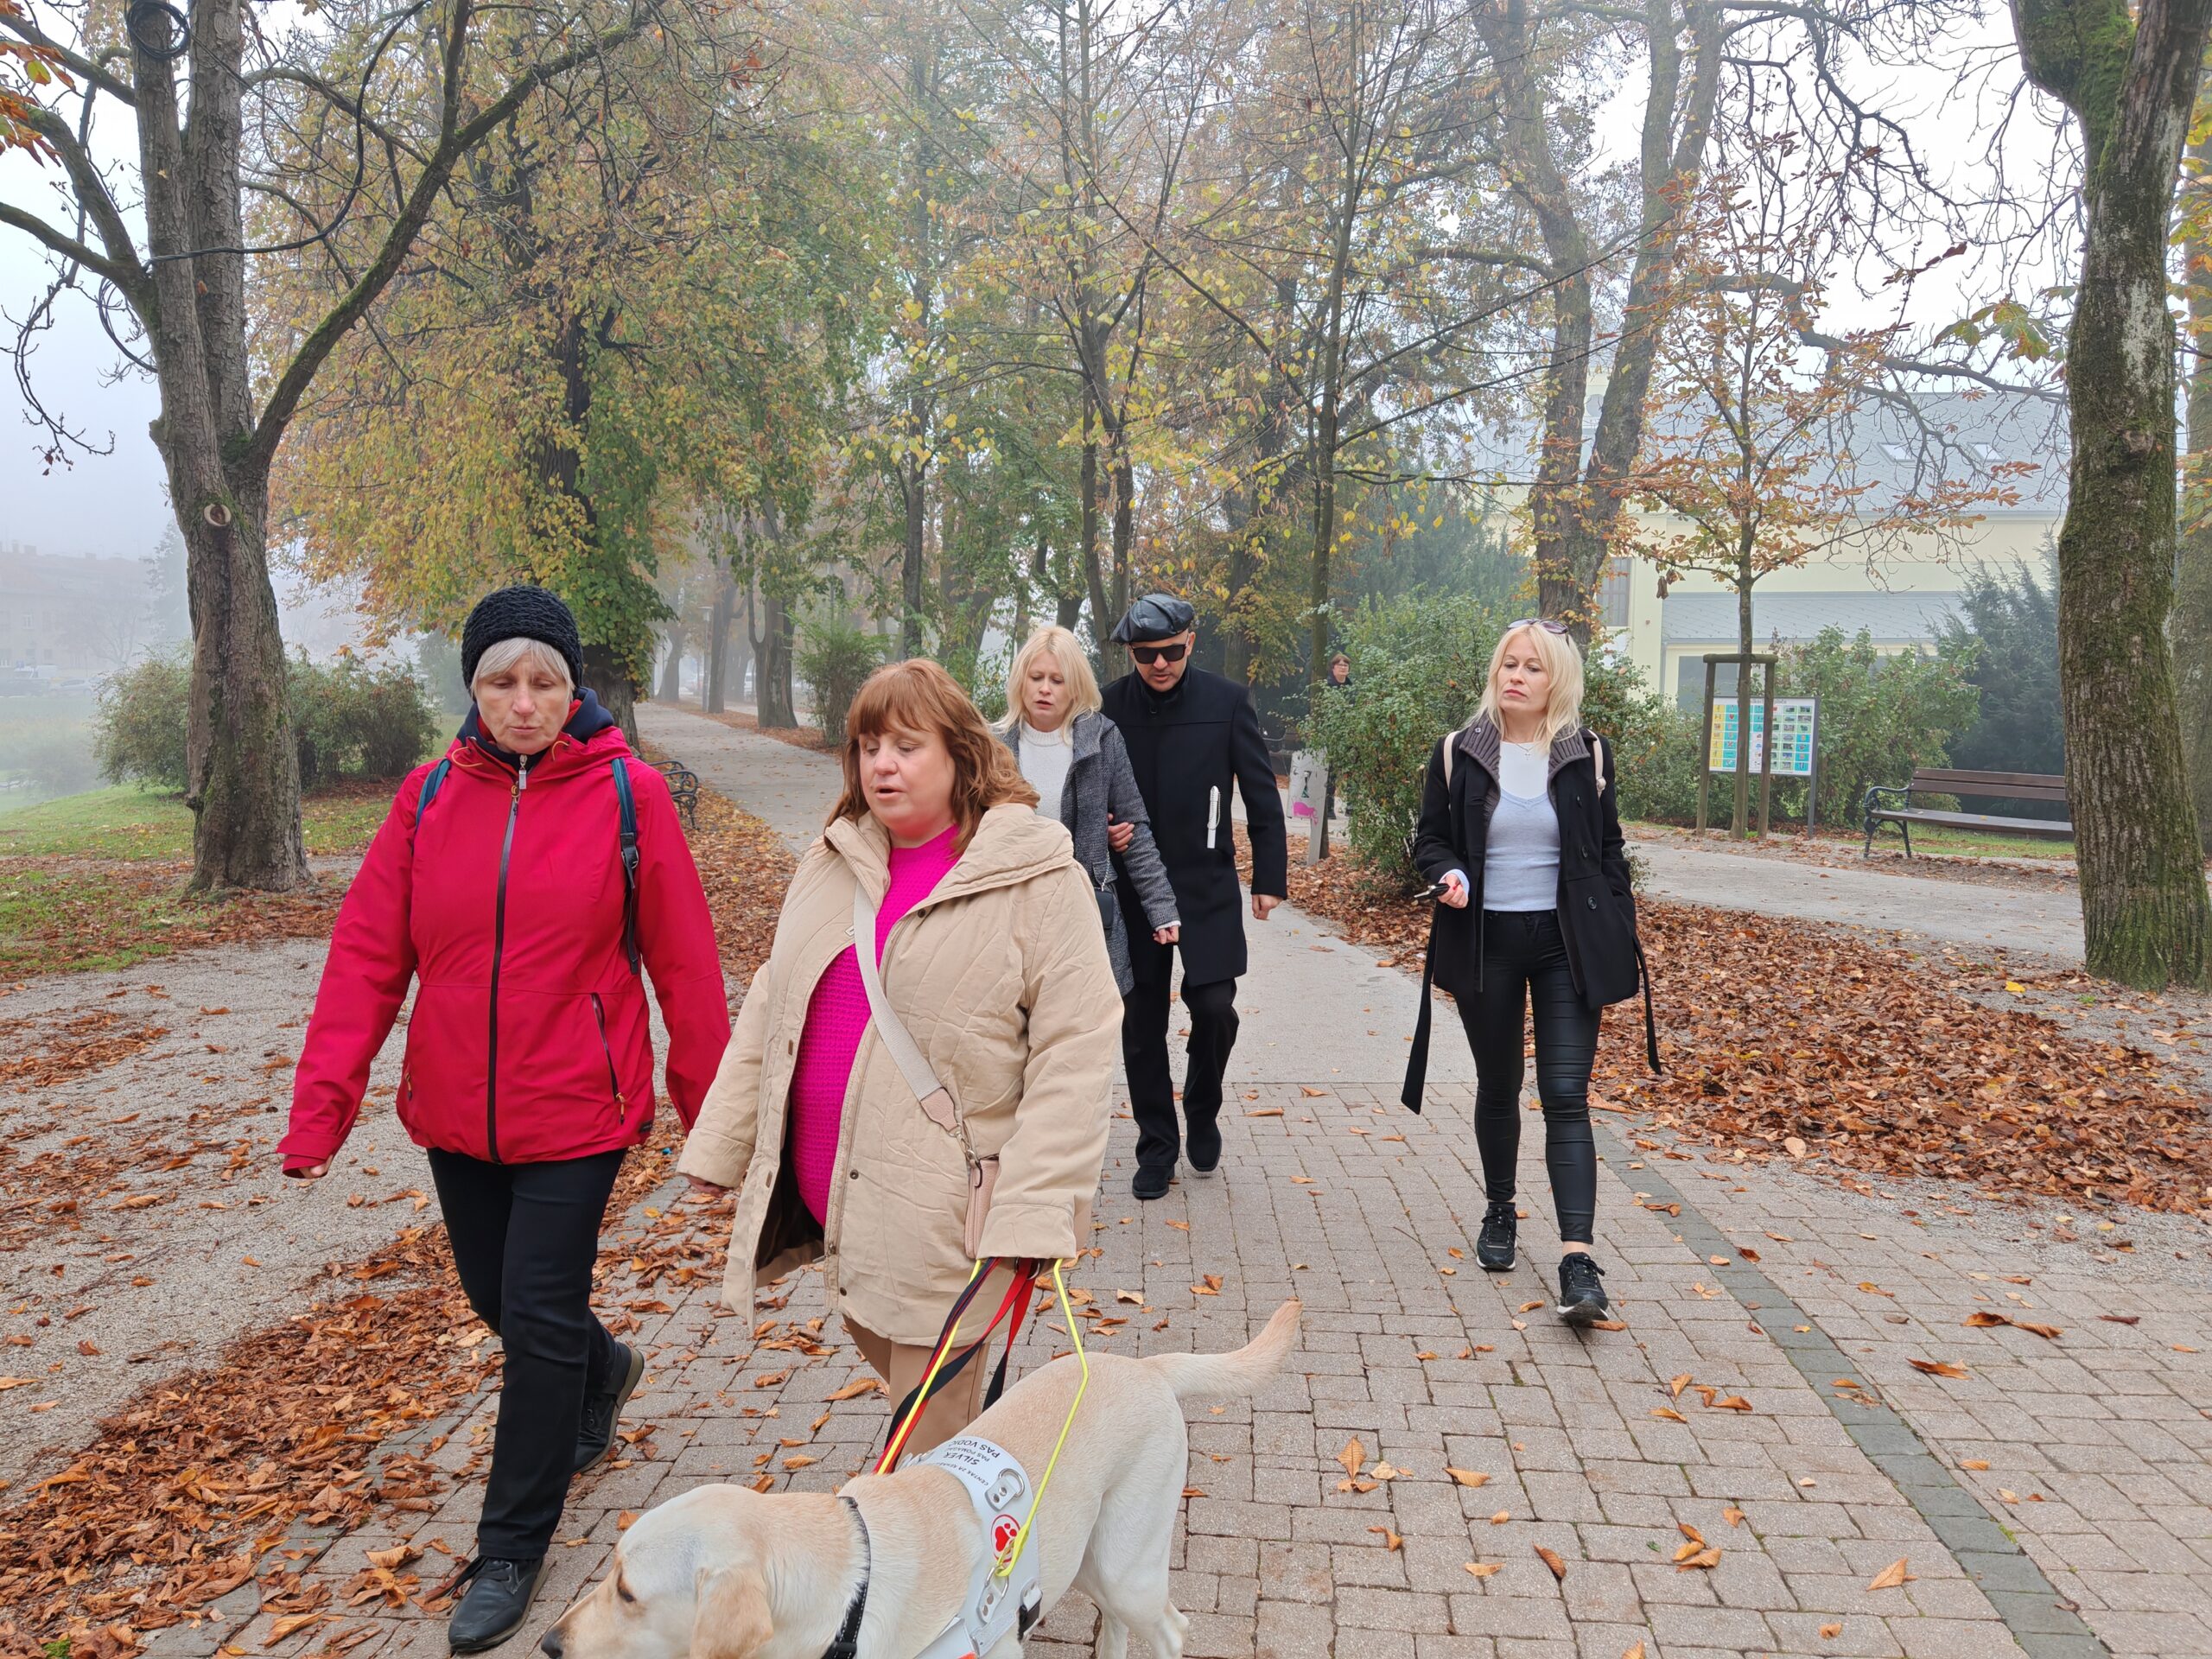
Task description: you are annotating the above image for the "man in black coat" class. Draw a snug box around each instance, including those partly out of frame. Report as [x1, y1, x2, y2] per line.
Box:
[1101, 594, 1289, 1198]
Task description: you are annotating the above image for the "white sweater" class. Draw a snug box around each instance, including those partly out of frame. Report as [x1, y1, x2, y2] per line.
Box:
[1018, 722, 1075, 822]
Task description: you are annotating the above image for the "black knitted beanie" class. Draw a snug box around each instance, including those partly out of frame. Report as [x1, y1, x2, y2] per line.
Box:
[460, 586, 585, 689]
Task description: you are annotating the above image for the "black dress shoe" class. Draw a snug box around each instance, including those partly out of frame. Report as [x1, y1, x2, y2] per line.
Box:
[574, 1343, 645, 1475]
[1556, 1253, 1611, 1327]
[1133, 1163, 1174, 1200]
[1186, 1115, 1222, 1175]
[1475, 1201, 1517, 1272]
[448, 1556, 544, 1653]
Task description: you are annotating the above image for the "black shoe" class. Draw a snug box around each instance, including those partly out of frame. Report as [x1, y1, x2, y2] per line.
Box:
[1476, 1201, 1517, 1272]
[1133, 1163, 1174, 1200]
[1186, 1115, 1222, 1176]
[447, 1557, 544, 1653]
[574, 1342, 645, 1475]
[1556, 1253, 1611, 1327]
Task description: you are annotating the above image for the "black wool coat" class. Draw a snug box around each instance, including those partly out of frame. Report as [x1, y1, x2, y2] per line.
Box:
[1101, 666, 1289, 985]
[1402, 715, 1660, 1109]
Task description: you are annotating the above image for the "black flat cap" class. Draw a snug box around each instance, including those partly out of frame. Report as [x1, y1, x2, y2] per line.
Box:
[461, 585, 585, 687]
[1110, 593, 1196, 644]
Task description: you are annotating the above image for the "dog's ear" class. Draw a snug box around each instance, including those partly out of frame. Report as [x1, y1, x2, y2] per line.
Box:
[690, 1565, 772, 1659]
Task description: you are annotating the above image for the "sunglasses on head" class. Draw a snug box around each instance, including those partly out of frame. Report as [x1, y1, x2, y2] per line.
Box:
[1509, 618, 1572, 635]
[1130, 642, 1189, 664]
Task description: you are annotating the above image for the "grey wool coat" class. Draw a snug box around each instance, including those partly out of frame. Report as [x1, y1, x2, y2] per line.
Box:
[1001, 710, 1179, 994]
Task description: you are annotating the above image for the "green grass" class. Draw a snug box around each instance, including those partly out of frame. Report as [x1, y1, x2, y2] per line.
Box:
[1855, 823, 2075, 861]
[0, 783, 392, 860]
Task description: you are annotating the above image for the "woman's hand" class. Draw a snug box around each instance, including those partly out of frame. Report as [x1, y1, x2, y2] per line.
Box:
[1106, 812, 1135, 855]
[1153, 924, 1180, 944]
[684, 1175, 729, 1199]
[1438, 872, 1470, 909]
[286, 1162, 329, 1180]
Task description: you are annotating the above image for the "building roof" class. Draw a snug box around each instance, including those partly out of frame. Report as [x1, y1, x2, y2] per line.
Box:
[1661, 589, 1962, 645]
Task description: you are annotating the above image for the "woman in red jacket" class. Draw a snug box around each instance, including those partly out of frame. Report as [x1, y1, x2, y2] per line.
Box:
[282, 588, 728, 1651]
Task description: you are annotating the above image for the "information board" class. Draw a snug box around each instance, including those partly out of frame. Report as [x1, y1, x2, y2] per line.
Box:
[1707, 696, 1816, 778]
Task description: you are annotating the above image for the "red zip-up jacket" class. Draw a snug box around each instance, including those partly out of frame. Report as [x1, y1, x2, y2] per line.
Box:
[282, 701, 729, 1170]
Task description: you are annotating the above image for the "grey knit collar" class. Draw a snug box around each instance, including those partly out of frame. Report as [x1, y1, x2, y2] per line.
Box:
[1453, 712, 1587, 784]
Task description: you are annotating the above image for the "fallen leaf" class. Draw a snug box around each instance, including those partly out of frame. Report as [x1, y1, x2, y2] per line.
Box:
[1488, 1510, 1510, 1524]
[1908, 1358, 1969, 1378]
[1858, 1281, 1893, 1297]
[618, 1511, 640, 1529]
[1676, 1546, 1721, 1571]
[1624, 1645, 1646, 1659]
[1722, 1506, 1745, 1527]
[1820, 1623, 1843, 1638]
[1961, 1459, 1991, 1471]
[1867, 1558, 1914, 1591]
[1337, 1438, 1364, 1480]
[825, 1377, 885, 1401]
[1116, 1290, 1144, 1305]
[1517, 1300, 1544, 1313]
[1368, 1526, 1403, 1551]
[1534, 1545, 1567, 1581]
[1783, 1135, 1808, 1159]
[264, 1614, 327, 1646]
[1464, 1562, 1502, 1579]
[1650, 1407, 1688, 1423]
[1246, 1107, 1284, 1117]
[1445, 1467, 1491, 1488]
[1669, 1373, 1692, 1397]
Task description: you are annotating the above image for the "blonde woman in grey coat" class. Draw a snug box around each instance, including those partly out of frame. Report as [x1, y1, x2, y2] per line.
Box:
[997, 625, 1179, 992]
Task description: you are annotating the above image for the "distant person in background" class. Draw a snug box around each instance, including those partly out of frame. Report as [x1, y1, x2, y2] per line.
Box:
[996, 624, 1181, 993]
[1401, 620, 1658, 1327]
[1100, 594, 1288, 1199]
[283, 586, 728, 1650]
[1328, 652, 1352, 689]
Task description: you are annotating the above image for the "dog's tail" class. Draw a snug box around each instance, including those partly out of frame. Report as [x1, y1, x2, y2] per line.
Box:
[1142, 1300, 1300, 1402]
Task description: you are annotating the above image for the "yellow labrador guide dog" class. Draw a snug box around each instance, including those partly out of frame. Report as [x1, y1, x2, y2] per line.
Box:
[539, 1300, 1300, 1659]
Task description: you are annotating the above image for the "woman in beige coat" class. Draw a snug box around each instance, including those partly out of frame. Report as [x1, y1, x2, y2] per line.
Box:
[678, 658, 1119, 1452]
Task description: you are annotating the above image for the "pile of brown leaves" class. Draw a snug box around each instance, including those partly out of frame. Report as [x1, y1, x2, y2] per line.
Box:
[1, 859, 344, 977]
[0, 1011, 168, 1090]
[1275, 849, 2211, 1214]
[690, 785, 797, 985]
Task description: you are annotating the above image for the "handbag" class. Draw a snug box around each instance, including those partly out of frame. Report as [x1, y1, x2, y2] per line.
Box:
[851, 884, 997, 1258]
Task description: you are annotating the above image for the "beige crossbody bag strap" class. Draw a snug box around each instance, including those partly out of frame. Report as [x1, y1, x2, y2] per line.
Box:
[852, 883, 996, 1255]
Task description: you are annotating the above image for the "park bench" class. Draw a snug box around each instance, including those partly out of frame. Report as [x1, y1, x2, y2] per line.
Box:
[1860, 767, 2070, 857]
[651, 759, 701, 830]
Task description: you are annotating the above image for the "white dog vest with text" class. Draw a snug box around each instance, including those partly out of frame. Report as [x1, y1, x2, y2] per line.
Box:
[907, 1435, 1044, 1659]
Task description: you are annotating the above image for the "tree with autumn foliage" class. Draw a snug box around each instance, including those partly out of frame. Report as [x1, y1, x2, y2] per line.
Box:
[0, 0, 694, 891]
[1629, 137, 2021, 838]
[264, 10, 874, 734]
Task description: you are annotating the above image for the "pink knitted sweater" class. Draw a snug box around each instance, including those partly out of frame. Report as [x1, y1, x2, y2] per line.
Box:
[788, 825, 960, 1222]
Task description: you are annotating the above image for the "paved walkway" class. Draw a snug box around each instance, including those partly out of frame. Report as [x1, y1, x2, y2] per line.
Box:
[1627, 838, 2085, 963]
[146, 705, 2212, 1659]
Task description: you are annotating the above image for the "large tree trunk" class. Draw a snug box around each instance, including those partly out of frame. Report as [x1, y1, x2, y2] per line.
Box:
[2181, 128, 2212, 855]
[755, 591, 797, 728]
[129, 3, 310, 892]
[1079, 410, 1108, 656]
[583, 641, 638, 745]
[657, 626, 684, 702]
[704, 574, 736, 713]
[1109, 448, 1135, 628]
[2015, 0, 2212, 988]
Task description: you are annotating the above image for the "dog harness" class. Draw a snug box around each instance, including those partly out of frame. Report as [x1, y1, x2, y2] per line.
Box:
[906, 1435, 1044, 1659]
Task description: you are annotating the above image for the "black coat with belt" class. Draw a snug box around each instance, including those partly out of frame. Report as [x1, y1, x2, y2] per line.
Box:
[1402, 715, 1660, 1109]
[1101, 666, 1288, 985]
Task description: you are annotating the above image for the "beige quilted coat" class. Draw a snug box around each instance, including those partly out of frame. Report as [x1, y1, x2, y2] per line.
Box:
[678, 804, 1117, 1345]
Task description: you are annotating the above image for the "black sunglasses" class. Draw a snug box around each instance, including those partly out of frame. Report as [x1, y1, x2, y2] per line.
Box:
[1508, 618, 1572, 635]
[1129, 643, 1189, 664]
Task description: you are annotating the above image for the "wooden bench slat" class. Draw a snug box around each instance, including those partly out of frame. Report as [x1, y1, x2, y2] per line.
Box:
[1909, 767, 2068, 796]
[1866, 806, 2073, 837]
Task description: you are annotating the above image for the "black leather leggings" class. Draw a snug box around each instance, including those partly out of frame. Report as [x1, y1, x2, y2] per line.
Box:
[1457, 909, 1600, 1243]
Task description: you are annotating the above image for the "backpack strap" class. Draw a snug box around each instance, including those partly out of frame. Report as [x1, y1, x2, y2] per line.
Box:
[418, 758, 453, 817]
[611, 757, 642, 976]
[1590, 731, 1607, 796]
[1440, 733, 1455, 787]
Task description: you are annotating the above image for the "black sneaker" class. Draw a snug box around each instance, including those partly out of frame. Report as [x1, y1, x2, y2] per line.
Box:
[574, 1342, 645, 1475]
[1133, 1163, 1174, 1200]
[1476, 1201, 1517, 1272]
[1556, 1253, 1611, 1326]
[1187, 1114, 1222, 1175]
[446, 1556, 544, 1653]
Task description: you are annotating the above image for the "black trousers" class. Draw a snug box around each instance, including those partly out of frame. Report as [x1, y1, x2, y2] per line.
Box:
[428, 1147, 626, 1561]
[1122, 929, 1239, 1170]
[1457, 910, 1600, 1243]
